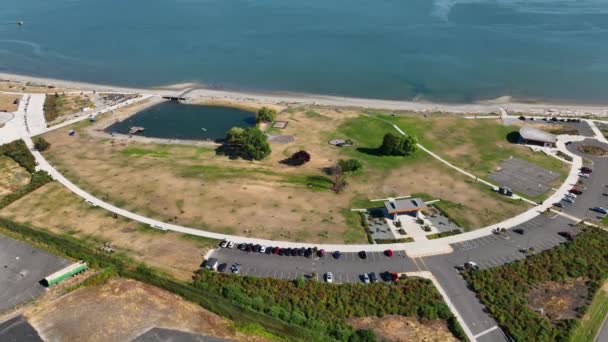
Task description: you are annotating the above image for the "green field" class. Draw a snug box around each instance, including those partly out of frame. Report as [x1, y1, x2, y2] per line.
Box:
[569, 283, 608, 342]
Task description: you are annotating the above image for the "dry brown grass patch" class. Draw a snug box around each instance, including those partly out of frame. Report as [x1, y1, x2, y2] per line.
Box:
[348, 315, 457, 342]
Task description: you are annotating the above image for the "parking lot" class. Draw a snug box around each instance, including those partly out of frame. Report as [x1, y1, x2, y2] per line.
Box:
[0, 316, 42, 342]
[489, 157, 560, 197]
[0, 235, 70, 312]
[209, 248, 419, 283]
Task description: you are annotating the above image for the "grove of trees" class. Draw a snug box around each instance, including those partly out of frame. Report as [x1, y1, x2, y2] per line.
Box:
[194, 270, 466, 341]
[256, 107, 277, 123]
[223, 127, 271, 160]
[379, 133, 418, 156]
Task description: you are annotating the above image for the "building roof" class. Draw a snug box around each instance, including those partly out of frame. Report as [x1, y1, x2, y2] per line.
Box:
[384, 198, 427, 214]
[519, 127, 557, 144]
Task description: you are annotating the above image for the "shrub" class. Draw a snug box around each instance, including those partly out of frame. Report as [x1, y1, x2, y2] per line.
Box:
[33, 137, 51, 151]
[338, 159, 363, 173]
[0, 139, 36, 172]
[222, 127, 271, 160]
[256, 107, 277, 123]
[290, 150, 311, 166]
[379, 133, 418, 156]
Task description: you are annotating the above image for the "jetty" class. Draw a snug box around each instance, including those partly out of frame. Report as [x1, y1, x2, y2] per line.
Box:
[129, 126, 144, 135]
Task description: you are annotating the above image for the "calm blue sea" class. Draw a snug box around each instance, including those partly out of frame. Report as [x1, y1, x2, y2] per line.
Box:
[1, 0, 607, 103]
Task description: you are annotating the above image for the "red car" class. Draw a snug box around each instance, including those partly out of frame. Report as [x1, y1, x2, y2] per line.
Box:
[385, 249, 394, 257]
[273, 247, 280, 255]
[390, 272, 399, 282]
[569, 188, 583, 195]
[580, 167, 592, 174]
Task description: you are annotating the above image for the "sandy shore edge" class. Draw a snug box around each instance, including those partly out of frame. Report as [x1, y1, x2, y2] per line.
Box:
[1, 72, 607, 116]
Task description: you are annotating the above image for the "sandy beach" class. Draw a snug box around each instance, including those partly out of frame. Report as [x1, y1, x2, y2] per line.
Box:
[1, 72, 607, 117]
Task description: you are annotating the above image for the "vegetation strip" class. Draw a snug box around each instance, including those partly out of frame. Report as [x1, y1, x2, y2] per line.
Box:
[462, 226, 608, 341]
[0, 218, 467, 341]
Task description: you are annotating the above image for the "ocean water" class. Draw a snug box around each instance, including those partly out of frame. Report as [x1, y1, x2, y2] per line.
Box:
[1, 0, 607, 103]
[105, 102, 256, 141]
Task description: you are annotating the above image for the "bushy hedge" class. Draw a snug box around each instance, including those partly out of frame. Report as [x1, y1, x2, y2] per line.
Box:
[462, 227, 608, 341]
[194, 269, 465, 341]
[0, 139, 36, 172]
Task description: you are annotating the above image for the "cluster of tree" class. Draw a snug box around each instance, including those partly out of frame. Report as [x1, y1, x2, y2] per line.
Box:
[33, 137, 51, 151]
[462, 227, 608, 342]
[256, 107, 277, 123]
[379, 133, 418, 156]
[338, 159, 363, 173]
[194, 270, 467, 341]
[224, 127, 271, 160]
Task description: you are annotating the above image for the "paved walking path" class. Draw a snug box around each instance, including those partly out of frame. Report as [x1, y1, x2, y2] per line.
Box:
[586, 119, 608, 144]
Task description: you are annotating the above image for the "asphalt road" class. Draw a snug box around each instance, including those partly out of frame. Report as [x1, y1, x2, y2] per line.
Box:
[562, 139, 608, 222]
[0, 316, 43, 342]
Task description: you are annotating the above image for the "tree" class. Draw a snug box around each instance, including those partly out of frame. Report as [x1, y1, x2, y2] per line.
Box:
[379, 133, 418, 156]
[33, 137, 51, 151]
[225, 127, 244, 145]
[330, 164, 347, 193]
[290, 150, 311, 166]
[256, 107, 277, 123]
[338, 159, 363, 173]
[222, 127, 271, 160]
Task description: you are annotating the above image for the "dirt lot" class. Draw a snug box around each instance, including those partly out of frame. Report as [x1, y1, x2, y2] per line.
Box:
[24, 278, 265, 342]
[0, 93, 20, 112]
[578, 144, 608, 157]
[43, 93, 95, 122]
[37, 105, 536, 242]
[528, 278, 589, 321]
[0, 182, 211, 280]
[348, 315, 457, 342]
[0, 156, 30, 196]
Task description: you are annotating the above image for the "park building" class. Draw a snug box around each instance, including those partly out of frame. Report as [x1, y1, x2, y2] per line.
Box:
[519, 127, 557, 147]
[384, 198, 427, 219]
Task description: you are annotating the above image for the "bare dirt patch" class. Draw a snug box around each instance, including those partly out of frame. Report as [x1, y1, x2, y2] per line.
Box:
[348, 315, 457, 342]
[0, 93, 20, 112]
[44, 93, 95, 122]
[528, 278, 589, 321]
[24, 278, 265, 342]
[0, 182, 209, 280]
[0, 156, 30, 196]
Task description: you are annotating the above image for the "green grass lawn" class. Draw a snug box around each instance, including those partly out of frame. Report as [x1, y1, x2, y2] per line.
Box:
[569, 284, 608, 342]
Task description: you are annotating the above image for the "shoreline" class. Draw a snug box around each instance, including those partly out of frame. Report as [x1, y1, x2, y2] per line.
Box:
[1, 72, 607, 117]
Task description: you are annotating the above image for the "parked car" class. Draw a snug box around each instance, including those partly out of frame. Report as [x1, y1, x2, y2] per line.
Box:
[245, 243, 253, 252]
[273, 247, 280, 255]
[569, 188, 583, 195]
[325, 272, 333, 283]
[227, 241, 235, 249]
[553, 202, 564, 209]
[238, 243, 247, 251]
[230, 263, 241, 274]
[390, 272, 400, 282]
[591, 207, 608, 214]
[259, 245, 267, 253]
[318, 249, 326, 257]
[291, 248, 298, 256]
[578, 172, 590, 178]
[361, 273, 370, 283]
[565, 192, 577, 199]
[464, 261, 480, 271]
[298, 247, 306, 256]
[385, 249, 394, 257]
[253, 244, 261, 253]
[265, 246, 274, 254]
[359, 251, 367, 259]
[513, 228, 525, 235]
[562, 197, 575, 204]
[204, 258, 219, 271]
[333, 251, 342, 259]
[581, 167, 592, 173]
[558, 231, 574, 241]
[304, 248, 312, 258]
[219, 240, 228, 248]
[369, 272, 377, 283]
[218, 263, 227, 272]
[519, 247, 535, 254]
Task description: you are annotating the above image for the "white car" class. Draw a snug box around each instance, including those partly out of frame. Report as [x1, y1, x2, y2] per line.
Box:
[259, 245, 267, 253]
[578, 172, 590, 178]
[227, 241, 235, 249]
[362, 273, 370, 283]
[325, 272, 333, 283]
[465, 261, 480, 270]
[219, 240, 228, 248]
[565, 193, 577, 199]
[563, 197, 575, 204]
